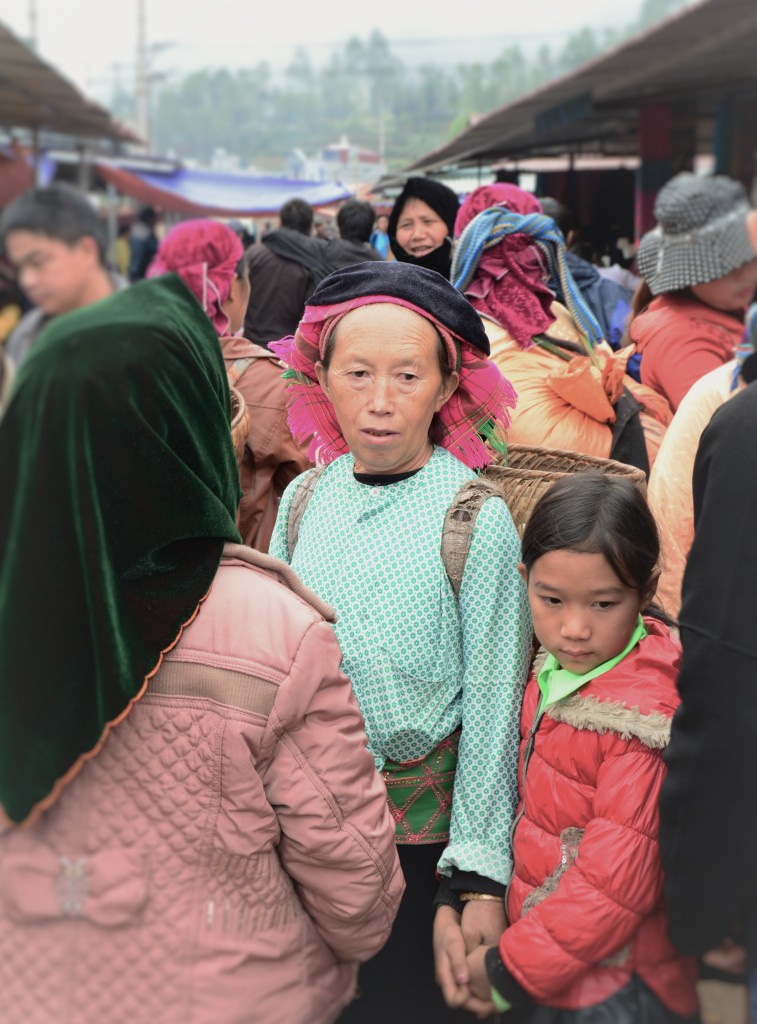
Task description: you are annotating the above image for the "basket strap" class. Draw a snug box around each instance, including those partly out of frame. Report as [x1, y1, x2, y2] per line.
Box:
[286, 466, 327, 560]
[441, 478, 500, 599]
[226, 356, 254, 386]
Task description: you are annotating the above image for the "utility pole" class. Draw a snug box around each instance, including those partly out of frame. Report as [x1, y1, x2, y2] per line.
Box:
[28, 0, 38, 50]
[378, 95, 385, 162]
[136, 0, 150, 149]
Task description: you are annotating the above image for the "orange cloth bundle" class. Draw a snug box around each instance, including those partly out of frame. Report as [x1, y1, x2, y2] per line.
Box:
[485, 305, 672, 467]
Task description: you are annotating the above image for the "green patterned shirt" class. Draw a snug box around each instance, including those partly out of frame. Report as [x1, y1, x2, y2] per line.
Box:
[269, 447, 531, 885]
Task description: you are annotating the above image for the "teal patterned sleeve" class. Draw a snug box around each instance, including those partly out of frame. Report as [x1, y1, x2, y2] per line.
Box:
[437, 495, 532, 885]
[267, 474, 300, 564]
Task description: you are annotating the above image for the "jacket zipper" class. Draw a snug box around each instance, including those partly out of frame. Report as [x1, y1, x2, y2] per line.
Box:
[507, 707, 546, 920]
[509, 706, 546, 876]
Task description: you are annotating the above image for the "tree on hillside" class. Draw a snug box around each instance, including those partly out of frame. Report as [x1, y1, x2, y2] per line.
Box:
[137, 0, 696, 171]
[638, 0, 691, 28]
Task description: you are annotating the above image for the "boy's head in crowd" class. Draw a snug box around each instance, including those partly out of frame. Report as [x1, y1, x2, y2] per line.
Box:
[0, 184, 109, 317]
[337, 199, 376, 244]
[279, 198, 314, 237]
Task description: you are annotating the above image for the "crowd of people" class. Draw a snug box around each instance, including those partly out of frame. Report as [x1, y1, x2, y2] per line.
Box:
[0, 168, 756, 1024]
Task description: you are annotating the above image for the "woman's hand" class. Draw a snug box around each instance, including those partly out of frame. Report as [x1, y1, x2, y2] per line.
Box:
[461, 897, 507, 952]
[433, 905, 470, 1008]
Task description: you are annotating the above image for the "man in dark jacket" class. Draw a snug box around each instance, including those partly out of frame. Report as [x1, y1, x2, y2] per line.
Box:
[326, 199, 382, 270]
[659, 355, 757, 1013]
[539, 197, 632, 353]
[243, 198, 327, 348]
[244, 197, 381, 349]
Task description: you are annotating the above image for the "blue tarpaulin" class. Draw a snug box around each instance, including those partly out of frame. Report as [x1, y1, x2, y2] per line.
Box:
[96, 161, 352, 215]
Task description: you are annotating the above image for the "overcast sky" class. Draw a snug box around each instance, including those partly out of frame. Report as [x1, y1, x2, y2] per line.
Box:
[1, 0, 652, 102]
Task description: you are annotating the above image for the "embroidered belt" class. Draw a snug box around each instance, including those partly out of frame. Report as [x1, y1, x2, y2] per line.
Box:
[382, 731, 460, 845]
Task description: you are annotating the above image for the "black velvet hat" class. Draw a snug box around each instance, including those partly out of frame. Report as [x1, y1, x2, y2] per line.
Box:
[306, 259, 490, 355]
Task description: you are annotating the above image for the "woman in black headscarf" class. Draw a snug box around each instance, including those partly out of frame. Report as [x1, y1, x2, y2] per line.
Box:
[387, 177, 459, 279]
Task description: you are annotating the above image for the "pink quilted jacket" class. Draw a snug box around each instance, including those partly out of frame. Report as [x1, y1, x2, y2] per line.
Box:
[0, 544, 403, 1024]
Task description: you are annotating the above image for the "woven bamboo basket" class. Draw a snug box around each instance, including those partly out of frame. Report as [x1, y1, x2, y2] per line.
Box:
[229, 386, 249, 465]
[483, 444, 647, 539]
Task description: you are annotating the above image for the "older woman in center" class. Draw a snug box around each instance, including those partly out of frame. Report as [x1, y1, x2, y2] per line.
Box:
[269, 261, 532, 1022]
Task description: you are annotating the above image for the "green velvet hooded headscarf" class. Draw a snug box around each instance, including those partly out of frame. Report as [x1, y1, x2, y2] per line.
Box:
[0, 274, 242, 825]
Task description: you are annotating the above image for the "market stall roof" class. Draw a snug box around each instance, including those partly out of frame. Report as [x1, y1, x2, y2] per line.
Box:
[0, 20, 138, 142]
[372, 154, 641, 197]
[96, 161, 353, 215]
[405, 0, 757, 173]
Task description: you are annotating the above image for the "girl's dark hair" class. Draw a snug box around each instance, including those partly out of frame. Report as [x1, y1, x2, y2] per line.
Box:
[235, 255, 249, 279]
[522, 471, 672, 622]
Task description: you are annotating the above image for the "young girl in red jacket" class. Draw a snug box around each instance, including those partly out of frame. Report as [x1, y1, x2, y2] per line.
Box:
[464, 471, 700, 1022]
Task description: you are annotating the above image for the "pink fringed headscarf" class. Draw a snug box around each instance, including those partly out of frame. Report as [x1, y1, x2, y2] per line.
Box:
[454, 184, 556, 347]
[270, 295, 517, 469]
[148, 219, 243, 336]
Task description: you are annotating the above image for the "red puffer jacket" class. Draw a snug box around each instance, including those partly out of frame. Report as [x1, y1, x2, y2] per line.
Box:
[498, 618, 698, 1015]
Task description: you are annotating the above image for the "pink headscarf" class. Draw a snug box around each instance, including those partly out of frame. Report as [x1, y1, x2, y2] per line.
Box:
[148, 219, 243, 336]
[454, 184, 556, 347]
[271, 295, 515, 469]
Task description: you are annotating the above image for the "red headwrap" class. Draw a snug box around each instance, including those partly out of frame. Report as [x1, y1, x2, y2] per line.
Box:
[148, 219, 243, 336]
[454, 184, 556, 347]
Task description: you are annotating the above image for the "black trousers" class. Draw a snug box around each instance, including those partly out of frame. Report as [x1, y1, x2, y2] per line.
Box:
[338, 843, 476, 1023]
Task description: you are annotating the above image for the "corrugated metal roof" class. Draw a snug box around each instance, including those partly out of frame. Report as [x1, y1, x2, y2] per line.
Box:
[0, 20, 140, 142]
[406, 0, 757, 172]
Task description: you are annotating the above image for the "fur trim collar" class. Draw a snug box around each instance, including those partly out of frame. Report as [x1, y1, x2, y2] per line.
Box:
[545, 693, 671, 749]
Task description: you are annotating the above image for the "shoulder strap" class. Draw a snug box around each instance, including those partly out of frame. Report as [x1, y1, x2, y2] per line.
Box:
[226, 356, 255, 387]
[287, 465, 327, 561]
[441, 478, 500, 599]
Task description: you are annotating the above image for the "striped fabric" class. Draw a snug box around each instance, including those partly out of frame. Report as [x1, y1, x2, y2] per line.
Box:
[452, 206, 603, 362]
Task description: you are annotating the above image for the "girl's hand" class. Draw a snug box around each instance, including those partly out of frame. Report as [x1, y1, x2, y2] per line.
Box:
[461, 897, 507, 952]
[433, 905, 471, 1008]
[465, 945, 497, 1018]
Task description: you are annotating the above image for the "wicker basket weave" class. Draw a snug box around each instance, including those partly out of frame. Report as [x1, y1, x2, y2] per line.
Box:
[229, 387, 249, 465]
[483, 444, 647, 539]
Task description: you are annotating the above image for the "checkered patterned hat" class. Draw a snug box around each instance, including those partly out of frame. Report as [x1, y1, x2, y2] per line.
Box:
[637, 173, 754, 296]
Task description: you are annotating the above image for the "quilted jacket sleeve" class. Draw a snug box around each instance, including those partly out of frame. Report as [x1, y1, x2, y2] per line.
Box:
[259, 617, 404, 962]
[499, 738, 666, 1001]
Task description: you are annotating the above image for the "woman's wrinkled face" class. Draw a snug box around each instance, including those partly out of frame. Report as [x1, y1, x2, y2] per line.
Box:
[691, 257, 757, 312]
[315, 304, 458, 475]
[394, 198, 449, 261]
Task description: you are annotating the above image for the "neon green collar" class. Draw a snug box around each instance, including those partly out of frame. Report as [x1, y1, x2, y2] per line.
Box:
[537, 616, 647, 715]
